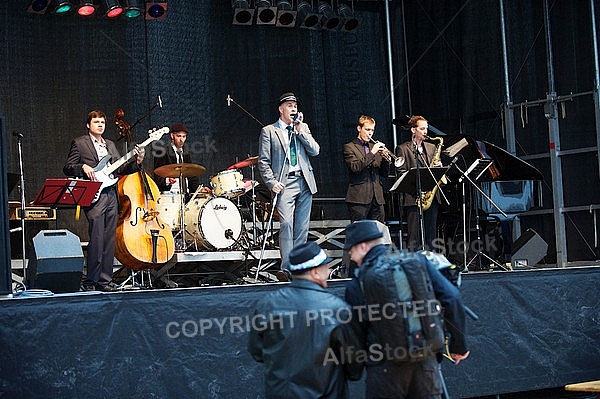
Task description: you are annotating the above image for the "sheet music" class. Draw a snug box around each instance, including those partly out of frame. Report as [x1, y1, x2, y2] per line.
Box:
[443, 137, 469, 158]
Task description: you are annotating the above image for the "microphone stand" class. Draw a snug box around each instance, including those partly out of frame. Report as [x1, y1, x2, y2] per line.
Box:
[413, 143, 426, 250]
[226, 94, 264, 127]
[253, 126, 294, 282]
[15, 134, 27, 284]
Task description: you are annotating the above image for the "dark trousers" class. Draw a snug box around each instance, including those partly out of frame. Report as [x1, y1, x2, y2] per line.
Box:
[366, 356, 443, 399]
[405, 201, 439, 251]
[347, 199, 385, 223]
[84, 188, 118, 285]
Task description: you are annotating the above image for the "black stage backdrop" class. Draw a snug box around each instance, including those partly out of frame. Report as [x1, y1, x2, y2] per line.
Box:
[1, 0, 600, 261]
[0, 268, 599, 398]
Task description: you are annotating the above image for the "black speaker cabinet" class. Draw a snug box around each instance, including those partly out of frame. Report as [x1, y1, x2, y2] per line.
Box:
[29, 230, 84, 293]
[510, 228, 548, 268]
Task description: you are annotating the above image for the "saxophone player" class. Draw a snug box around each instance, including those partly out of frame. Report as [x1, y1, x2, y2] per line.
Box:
[395, 115, 443, 251]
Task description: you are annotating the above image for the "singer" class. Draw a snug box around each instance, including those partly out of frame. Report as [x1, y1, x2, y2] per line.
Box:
[395, 115, 443, 251]
[153, 123, 200, 198]
[257, 92, 320, 278]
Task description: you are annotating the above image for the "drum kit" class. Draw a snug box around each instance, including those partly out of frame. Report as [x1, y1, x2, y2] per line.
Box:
[154, 155, 264, 252]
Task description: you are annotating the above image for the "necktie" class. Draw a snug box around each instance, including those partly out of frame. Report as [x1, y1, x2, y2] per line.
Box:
[177, 150, 187, 193]
[287, 126, 297, 166]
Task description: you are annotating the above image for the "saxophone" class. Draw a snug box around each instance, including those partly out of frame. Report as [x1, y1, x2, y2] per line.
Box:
[416, 136, 445, 211]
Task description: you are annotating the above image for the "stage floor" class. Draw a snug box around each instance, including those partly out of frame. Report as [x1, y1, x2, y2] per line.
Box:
[2, 264, 600, 398]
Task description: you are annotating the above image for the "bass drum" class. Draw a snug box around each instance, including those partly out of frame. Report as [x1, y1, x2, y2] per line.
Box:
[184, 196, 242, 250]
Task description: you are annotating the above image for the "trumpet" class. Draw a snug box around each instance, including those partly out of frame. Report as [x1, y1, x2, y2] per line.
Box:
[369, 139, 404, 167]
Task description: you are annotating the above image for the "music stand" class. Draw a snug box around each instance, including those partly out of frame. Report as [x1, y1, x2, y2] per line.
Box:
[32, 178, 101, 207]
[391, 167, 447, 194]
[392, 167, 447, 250]
[453, 160, 508, 271]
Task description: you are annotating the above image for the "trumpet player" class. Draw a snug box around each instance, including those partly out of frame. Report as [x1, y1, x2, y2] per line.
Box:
[395, 115, 442, 251]
[343, 115, 391, 224]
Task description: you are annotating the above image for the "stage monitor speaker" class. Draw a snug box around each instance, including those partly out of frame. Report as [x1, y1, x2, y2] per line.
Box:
[510, 228, 547, 268]
[29, 229, 84, 293]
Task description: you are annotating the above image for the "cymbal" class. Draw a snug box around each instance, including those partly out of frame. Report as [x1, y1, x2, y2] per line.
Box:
[227, 156, 259, 170]
[154, 163, 206, 178]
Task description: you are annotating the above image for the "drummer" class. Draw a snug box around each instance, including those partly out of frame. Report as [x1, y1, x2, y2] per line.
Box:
[153, 123, 202, 199]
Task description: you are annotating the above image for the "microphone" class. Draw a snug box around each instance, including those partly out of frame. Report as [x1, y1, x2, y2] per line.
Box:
[157, 94, 163, 108]
[227, 94, 232, 107]
[449, 156, 459, 166]
[12, 131, 23, 138]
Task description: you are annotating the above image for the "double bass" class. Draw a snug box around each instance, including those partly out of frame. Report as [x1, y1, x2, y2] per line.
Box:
[114, 109, 175, 270]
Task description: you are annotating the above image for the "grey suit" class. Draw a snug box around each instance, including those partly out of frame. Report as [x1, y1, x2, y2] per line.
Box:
[258, 120, 320, 268]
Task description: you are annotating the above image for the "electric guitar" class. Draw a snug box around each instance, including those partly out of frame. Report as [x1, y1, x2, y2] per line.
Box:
[90, 126, 169, 204]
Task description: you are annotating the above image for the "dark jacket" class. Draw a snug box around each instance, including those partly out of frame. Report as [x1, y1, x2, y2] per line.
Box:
[63, 135, 141, 200]
[248, 278, 362, 399]
[152, 143, 199, 193]
[343, 138, 389, 205]
[394, 140, 440, 206]
[345, 245, 468, 365]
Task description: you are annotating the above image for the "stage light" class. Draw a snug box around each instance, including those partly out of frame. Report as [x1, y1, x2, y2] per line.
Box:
[27, 0, 50, 14]
[123, 0, 143, 18]
[146, 2, 167, 20]
[256, 0, 277, 25]
[51, 0, 73, 14]
[101, 0, 122, 17]
[276, 0, 296, 27]
[318, 1, 342, 31]
[297, 0, 321, 30]
[76, 0, 97, 16]
[232, 0, 254, 25]
[338, 3, 358, 32]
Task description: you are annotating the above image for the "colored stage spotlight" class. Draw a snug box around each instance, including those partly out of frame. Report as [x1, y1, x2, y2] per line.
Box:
[51, 0, 74, 14]
[27, 0, 51, 14]
[123, 0, 143, 18]
[77, 0, 97, 16]
[146, 2, 167, 20]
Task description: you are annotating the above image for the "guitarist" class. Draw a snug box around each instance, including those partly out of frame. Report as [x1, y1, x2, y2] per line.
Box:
[63, 110, 145, 292]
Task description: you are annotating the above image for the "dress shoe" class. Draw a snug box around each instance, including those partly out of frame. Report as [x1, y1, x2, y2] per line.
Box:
[95, 283, 118, 292]
[275, 269, 292, 282]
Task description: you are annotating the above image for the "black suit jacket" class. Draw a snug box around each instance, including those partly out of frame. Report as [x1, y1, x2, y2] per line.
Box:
[63, 135, 140, 194]
[152, 144, 200, 193]
[343, 138, 389, 205]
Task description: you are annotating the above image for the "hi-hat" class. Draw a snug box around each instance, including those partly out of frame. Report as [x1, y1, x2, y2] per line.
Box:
[227, 156, 259, 170]
[154, 163, 206, 178]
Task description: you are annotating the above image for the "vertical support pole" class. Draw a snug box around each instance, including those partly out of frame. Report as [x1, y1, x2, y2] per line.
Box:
[590, 0, 600, 178]
[383, 0, 398, 149]
[499, 0, 516, 154]
[543, 0, 567, 267]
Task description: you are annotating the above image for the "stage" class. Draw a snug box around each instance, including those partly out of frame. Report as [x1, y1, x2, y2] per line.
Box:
[1, 264, 599, 398]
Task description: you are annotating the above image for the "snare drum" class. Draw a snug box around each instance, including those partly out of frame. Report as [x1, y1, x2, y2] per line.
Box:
[184, 196, 242, 250]
[157, 193, 183, 230]
[210, 170, 244, 198]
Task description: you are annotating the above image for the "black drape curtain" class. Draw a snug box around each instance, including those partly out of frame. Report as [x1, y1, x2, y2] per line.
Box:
[1, 0, 599, 261]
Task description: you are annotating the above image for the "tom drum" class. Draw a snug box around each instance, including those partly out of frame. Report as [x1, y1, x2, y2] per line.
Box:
[210, 170, 245, 198]
[157, 193, 183, 230]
